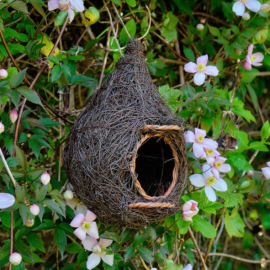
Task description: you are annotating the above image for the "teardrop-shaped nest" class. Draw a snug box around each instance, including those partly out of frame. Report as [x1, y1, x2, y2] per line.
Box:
[63, 39, 188, 228]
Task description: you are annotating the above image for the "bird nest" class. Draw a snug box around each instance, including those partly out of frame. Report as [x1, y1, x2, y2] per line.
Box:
[63, 39, 188, 228]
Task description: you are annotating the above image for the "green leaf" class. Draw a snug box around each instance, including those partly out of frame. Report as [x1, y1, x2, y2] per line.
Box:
[249, 141, 268, 151]
[159, 84, 181, 112]
[183, 46, 195, 62]
[26, 168, 45, 179]
[124, 246, 135, 261]
[65, 243, 83, 254]
[137, 246, 153, 263]
[240, 67, 259, 83]
[191, 215, 216, 238]
[54, 11, 68, 26]
[100, 232, 121, 243]
[119, 19, 136, 45]
[51, 65, 62, 82]
[43, 199, 64, 216]
[26, 232, 46, 253]
[261, 121, 270, 141]
[29, 0, 46, 21]
[10, 68, 27, 88]
[54, 228, 67, 258]
[225, 207, 245, 237]
[15, 145, 28, 170]
[70, 74, 97, 88]
[208, 25, 221, 36]
[112, 0, 121, 5]
[126, 0, 136, 7]
[16, 87, 43, 106]
[246, 84, 258, 112]
[227, 152, 247, 170]
[47, 56, 59, 65]
[0, 211, 12, 228]
[15, 184, 25, 203]
[242, 231, 253, 249]
[10, 1, 29, 13]
[19, 204, 29, 223]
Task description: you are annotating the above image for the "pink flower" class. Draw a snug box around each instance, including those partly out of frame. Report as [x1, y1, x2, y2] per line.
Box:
[247, 170, 254, 178]
[189, 164, 227, 202]
[233, 0, 261, 16]
[209, 156, 231, 179]
[184, 128, 218, 158]
[41, 171, 50, 185]
[70, 210, 99, 240]
[202, 148, 221, 164]
[0, 193, 15, 209]
[182, 200, 199, 222]
[183, 264, 193, 270]
[0, 69, 8, 79]
[66, 195, 87, 215]
[9, 252, 22, 266]
[30, 204, 40, 216]
[184, 55, 219, 86]
[82, 236, 114, 270]
[48, 0, 84, 23]
[262, 161, 270, 180]
[242, 12, 250, 20]
[9, 110, 18, 123]
[0, 122, 4, 134]
[243, 44, 264, 70]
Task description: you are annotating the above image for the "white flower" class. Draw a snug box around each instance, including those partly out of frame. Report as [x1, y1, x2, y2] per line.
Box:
[0, 122, 4, 134]
[66, 195, 87, 215]
[233, 0, 261, 16]
[183, 264, 193, 270]
[63, 190, 74, 200]
[30, 204, 40, 216]
[41, 171, 50, 185]
[9, 252, 22, 265]
[189, 164, 227, 202]
[0, 193, 15, 209]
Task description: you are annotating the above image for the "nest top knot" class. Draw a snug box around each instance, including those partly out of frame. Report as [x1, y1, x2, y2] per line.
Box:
[125, 39, 144, 53]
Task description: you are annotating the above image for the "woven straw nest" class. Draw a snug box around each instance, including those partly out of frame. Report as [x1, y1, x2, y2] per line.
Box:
[63, 39, 188, 228]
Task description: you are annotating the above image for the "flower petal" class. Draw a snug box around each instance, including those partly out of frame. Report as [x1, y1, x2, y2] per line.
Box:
[232, 1, 245, 16]
[48, 0, 59, 10]
[184, 130, 196, 143]
[218, 164, 231, 173]
[183, 264, 193, 270]
[193, 143, 204, 158]
[66, 199, 76, 210]
[101, 254, 114, 266]
[243, 61, 252, 70]
[75, 204, 87, 215]
[251, 62, 262, 66]
[211, 167, 219, 179]
[206, 156, 215, 165]
[82, 236, 98, 251]
[68, 8, 75, 23]
[245, 0, 261, 12]
[202, 164, 213, 179]
[197, 55, 208, 65]
[204, 66, 219, 76]
[69, 0, 84, 12]
[212, 178, 228, 191]
[87, 222, 99, 239]
[74, 227, 87, 240]
[87, 253, 101, 270]
[70, 213, 84, 227]
[252, 52, 264, 63]
[201, 138, 218, 150]
[182, 201, 192, 211]
[205, 186, 216, 202]
[0, 193, 15, 209]
[194, 72, 206, 86]
[262, 167, 270, 179]
[189, 174, 206, 187]
[85, 210, 97, 222]
[184, 62, 198, 73]
[100, 239, 113, 248]
[195, 128, 206, 138]
[216, 156, 227, 163]
[182, 214, 193, 222]
[248, 44, 254, 56]
[267, 161, 270, 168]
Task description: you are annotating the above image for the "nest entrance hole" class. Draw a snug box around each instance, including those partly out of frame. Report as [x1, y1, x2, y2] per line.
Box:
[135, 137, 175, 197]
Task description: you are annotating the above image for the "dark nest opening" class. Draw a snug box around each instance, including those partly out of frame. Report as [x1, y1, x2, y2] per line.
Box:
[135, 137, 175, 197]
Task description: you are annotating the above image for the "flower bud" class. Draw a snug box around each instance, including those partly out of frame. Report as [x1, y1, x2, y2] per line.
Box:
[63, 190, 73, 200]
[242, 12, 250, 20]
[247, 170, 254, 178]
[261, 3, 270, 13]
[30, 204, 40, 216]
[196, 23, 204, 31]
[9, 110, 18, 123]
[9, 252, 22, 265]
[234, 48, 242, 56]
[255, 28, 268, 44]
[0, 122, 4, 134]
[41, 171, 50, 185]
[240, 180, 250, 189]
[25, 218, 34, 227]
[58, 0, 70, 11]
[0, 69, 8, 79]
[83, 7, 100, 25]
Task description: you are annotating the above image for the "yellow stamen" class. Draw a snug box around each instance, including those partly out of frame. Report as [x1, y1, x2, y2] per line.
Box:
[196, 135, 204, 143]
[206, 176, 216, 186]
[197, 63, 206, 72]
[250, 55, 256, 62]
[215, 161, 222, 169]
[82, 222, 90, 230]
[205, 149, 213, 156]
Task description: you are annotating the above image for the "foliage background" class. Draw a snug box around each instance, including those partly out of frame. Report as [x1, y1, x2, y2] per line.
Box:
[0, 0, 270, 269]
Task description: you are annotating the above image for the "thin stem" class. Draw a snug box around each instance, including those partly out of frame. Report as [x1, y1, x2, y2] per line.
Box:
[139, 255, 150, 270]
[0, 148, 17, 187]
[112, 3, 131, 38]
[8, 211, 14, 270]
[188, 227, 208, 270]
